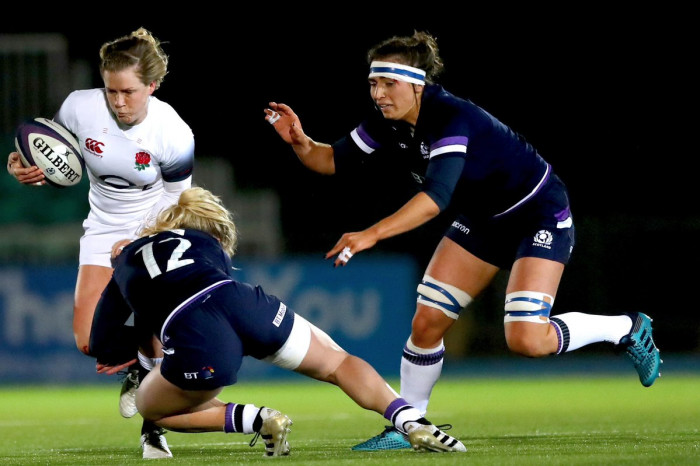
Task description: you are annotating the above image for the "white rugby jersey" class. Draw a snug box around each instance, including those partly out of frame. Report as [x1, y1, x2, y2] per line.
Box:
[55, 89, 194, 228]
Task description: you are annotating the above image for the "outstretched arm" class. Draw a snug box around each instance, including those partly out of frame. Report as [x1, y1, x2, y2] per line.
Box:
[89, 279, 139, 372]
[264, 102, 336, 175]
[326, 192, 441, 266]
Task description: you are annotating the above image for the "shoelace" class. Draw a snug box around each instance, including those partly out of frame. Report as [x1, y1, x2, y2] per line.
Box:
[626, 332, 654, 362]
[249, 431, 261, 448]
[398, 422, 454, 437]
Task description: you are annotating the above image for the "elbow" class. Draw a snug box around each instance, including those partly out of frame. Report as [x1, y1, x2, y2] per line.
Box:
[429, 200, 442, 217]
[423, 192, 446, 217]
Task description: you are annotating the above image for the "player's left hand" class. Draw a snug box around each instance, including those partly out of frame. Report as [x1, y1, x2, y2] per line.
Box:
[325, 231, 378, 267]
[7, 151, 45, 186]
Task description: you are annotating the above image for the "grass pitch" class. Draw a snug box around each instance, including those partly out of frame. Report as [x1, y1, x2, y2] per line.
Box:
[1, 374, 698, 465]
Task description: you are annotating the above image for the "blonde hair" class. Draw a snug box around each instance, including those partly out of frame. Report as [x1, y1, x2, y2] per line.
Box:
[140, 187, 238, 256]
[99, 27, 169, 89]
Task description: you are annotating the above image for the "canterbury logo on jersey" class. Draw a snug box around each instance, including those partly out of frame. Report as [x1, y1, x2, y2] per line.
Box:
[84, 138, 105, 156]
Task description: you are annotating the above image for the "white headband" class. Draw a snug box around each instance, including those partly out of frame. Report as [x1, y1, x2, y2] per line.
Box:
[368, 61, 426, 85]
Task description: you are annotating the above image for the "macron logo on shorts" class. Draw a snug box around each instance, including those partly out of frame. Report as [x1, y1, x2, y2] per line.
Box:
[451, 220, 470, 235]
[273, 303, 287, 327]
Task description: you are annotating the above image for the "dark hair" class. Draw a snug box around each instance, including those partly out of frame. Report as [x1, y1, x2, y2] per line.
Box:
[99, 28, 169, 89]
[367, 31, 444, 83]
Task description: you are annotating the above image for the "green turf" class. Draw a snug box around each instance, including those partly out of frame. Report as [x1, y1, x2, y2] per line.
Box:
[1, 374, 698, 465]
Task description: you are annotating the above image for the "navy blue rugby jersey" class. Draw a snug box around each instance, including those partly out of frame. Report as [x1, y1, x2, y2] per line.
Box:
[332, 84, 552, 218]
[107, 228, 288, 339]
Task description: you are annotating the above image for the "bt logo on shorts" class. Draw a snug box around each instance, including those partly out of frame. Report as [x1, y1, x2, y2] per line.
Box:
[84, 138, 105, 156]
[184, 366, 215, 380]
[533, 230, 553, 249]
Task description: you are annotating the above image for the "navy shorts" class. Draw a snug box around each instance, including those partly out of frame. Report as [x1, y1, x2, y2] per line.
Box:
[445, 175, 575, 269]
[160, 282, 295, 391]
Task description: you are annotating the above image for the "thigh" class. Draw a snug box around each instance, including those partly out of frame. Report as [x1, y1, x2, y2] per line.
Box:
[506, 257, 564, 297]
[137, 364, 223, 421]
[75, 264, 113, 314]
[425, 237, 500, 297]
[294, 316, 348, 381]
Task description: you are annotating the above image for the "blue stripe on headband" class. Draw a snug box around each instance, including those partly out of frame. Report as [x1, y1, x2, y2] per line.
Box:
[370, 66, 425, 81]
[369, 61, 426, 85]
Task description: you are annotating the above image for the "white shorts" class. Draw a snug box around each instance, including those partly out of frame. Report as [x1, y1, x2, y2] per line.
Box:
[79, 217, 140, 267]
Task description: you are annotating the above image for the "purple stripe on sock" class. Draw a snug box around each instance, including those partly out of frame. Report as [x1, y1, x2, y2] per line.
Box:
[402, 345, 444, 366]
[384, 398, 409, 421]
[224, 403, 234, 433]
[551, 320, 563, 353]
[549, 317, 569, 354]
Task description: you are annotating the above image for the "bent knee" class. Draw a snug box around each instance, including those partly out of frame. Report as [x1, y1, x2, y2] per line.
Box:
[503, 290, 557, 357]
[505, 333, 552, 358]
[411, 310, 454, 348]
[74, 334, 91, 356]
[416, 274, 472, 320]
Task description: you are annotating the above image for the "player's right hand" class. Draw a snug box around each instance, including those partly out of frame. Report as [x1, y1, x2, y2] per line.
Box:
[111, 239, 133, 259]
[7, 152, 45, 186]
[96, 359, 138, 376]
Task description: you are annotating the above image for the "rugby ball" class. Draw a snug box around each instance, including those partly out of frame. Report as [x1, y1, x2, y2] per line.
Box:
[14, 117, 84, 188]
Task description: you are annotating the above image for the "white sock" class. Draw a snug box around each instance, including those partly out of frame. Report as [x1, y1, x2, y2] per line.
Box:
[394, 406, 424, 433]
[400, 338, 444, 416]
[242, 404, 262, 434]
[137, 351, 154, 371]
[550, 312, 633, 353]
[137, 352, 162, 371]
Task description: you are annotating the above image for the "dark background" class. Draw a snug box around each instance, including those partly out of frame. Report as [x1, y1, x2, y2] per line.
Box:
[6, 9, 693, 217]
[4, 7, 697, 354]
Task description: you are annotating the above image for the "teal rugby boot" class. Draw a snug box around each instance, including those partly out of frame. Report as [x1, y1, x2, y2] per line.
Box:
[619, 312, 662, 387]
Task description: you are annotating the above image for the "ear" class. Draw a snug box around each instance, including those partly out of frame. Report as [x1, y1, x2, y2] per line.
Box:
[148, 81, 157, 94]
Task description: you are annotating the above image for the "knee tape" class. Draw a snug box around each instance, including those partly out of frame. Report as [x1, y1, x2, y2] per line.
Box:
[504, 291, 554, 324]
[416, 275, 472, 320]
